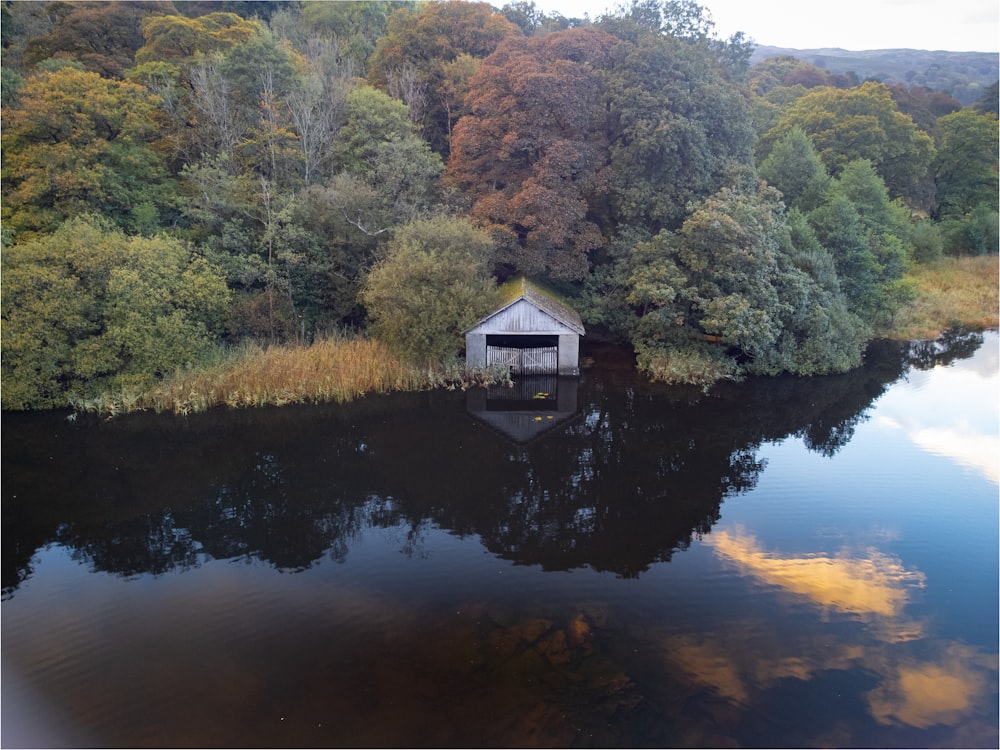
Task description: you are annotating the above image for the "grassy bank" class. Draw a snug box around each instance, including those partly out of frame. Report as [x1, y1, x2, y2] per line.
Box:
[889, 255, 999, 340]
[75, 336, 508, 417]
[76, 256, 996, 416]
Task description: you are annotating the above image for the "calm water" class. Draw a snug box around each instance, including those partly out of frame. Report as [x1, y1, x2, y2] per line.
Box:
[3, 331, 998, 749]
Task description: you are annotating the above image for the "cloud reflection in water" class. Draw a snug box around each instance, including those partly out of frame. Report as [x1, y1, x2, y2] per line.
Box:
[875, 334, 999, 484]
[661, 529, 999, 739]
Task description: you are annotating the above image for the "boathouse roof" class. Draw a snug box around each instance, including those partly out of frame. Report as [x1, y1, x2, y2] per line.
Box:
[467, 276, 585, 335]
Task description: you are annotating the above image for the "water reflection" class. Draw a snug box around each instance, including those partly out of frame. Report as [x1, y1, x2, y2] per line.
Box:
[705, 528, 926, 621]
[5, 332, 991, 593]
[2, 329, 997, 748]
[877, 330, 999, 484]
[3, 344, 909, 593]
[466, 375, 580, 444]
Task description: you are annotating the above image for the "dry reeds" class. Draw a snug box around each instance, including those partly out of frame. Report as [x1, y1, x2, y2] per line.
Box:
[78, 335, 511, 417]
[891, 256, 1000, 340]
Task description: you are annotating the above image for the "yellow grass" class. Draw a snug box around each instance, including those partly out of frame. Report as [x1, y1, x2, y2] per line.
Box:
[74, 338, 464, 416]
[145, 337, 422, 414]
[890, 256, 1000, 340]
[81, 335, 507, 417]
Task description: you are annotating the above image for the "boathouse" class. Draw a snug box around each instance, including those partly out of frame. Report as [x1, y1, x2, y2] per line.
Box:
[465, 276, 584, 376]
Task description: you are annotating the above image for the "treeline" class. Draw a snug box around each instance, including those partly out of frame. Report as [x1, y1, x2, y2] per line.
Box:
[750, 46, 998, 107]
[1, 0, 997, 409]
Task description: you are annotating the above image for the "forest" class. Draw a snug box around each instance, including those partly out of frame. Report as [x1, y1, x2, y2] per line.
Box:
[1, 0, 998, 411]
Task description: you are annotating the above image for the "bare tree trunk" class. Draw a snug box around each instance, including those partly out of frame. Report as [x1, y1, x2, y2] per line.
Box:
[386, 63, 428, 125]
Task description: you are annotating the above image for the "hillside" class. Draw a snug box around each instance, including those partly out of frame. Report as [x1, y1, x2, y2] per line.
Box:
[750, 46, 998, 105]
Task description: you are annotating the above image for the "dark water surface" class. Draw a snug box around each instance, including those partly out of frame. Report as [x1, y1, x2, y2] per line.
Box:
[3, 331, 998, 748]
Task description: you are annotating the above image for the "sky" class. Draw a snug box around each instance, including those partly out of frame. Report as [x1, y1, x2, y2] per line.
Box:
[531, 0, 1000, 52]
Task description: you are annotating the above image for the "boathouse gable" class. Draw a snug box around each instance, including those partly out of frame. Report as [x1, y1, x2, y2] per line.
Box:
[465, 277, 584, 376]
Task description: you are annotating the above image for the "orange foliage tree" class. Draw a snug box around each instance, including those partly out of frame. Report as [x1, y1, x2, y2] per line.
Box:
[447, 28, 622, 281]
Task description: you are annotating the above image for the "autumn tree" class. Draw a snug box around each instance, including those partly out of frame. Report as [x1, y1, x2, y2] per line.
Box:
[1, 66, 173, 238]
[22, 0, 174, 78]
[888, 83, 961, 132]
[448, 28, 621, 281]
[367, 0, 521, 154]
[134, 11, 263, 66]
[124, 12, 267, 169]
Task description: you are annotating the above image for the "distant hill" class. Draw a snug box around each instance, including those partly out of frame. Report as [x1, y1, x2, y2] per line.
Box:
[750, 46, 999, 106]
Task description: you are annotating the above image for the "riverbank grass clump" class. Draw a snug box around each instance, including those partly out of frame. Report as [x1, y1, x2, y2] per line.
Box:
[76, 335, 510, 416]
[890, 256, 999, 340]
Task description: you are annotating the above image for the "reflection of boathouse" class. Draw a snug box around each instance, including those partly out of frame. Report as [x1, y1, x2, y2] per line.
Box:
[465, 276, 584, 376]
[467, 376, 579, 444]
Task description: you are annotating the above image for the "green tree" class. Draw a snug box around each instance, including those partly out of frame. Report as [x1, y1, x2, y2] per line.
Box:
[806, 164, 913, 325]
[591, 183, 866, 384]
[603, 25, 755, 233]
[933, 109, 999, 220]
[334, 85, 444, 232]
[758, 126, 831, 212]
[760, 81, 936, 209]
[300, 0, 409, 70]
[1, 66, 173, 238]
[359, 216, 500, 364]
[1, 217, 230, 410]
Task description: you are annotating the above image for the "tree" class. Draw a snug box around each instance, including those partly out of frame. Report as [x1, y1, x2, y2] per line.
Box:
[134, 12, 263, 66]
[760, 82, 936, 209]
[501, 1, 547, 35]
[758, 126, 831, 212]
[284, 37, 353, 185]
[888, 83, 961, 133]
[1, 67, 173, 238]
[22, 1, 174, 78]
[300, 0, 409, 70]
[806, 163, 913, 325]
[359, 216, 501, 364]
[448, 29, 621, 281]
[1, 217, 230, 410]
[933, 109, 999, 220]
[597, 0, 755, 75]
[972, 82, 998, 116]
[367, 0, 521, 155]
[602, 26, 755, 233]
[588, 183, 867, 384]
[333, 86, 444, 232]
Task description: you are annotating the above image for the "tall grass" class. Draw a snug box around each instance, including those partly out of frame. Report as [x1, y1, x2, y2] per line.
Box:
[890, 256, 999, 340]
[77, 335, 510, 417]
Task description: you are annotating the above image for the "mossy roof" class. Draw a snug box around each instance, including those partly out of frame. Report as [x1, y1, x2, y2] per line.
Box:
[474, 275, 584, 334]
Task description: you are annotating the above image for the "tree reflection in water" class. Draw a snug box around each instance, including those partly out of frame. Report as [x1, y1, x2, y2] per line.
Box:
[2, 329, 994, 749]
[8, 332, 982, 592]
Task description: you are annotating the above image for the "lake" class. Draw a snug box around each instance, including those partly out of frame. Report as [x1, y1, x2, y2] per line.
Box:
[3, 330, 997, 748]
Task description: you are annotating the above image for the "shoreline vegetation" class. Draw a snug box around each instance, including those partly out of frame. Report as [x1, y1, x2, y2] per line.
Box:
[71, 337, 513, 417]
[888, 255, 999, 340]
[71, 256, 998, 418]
